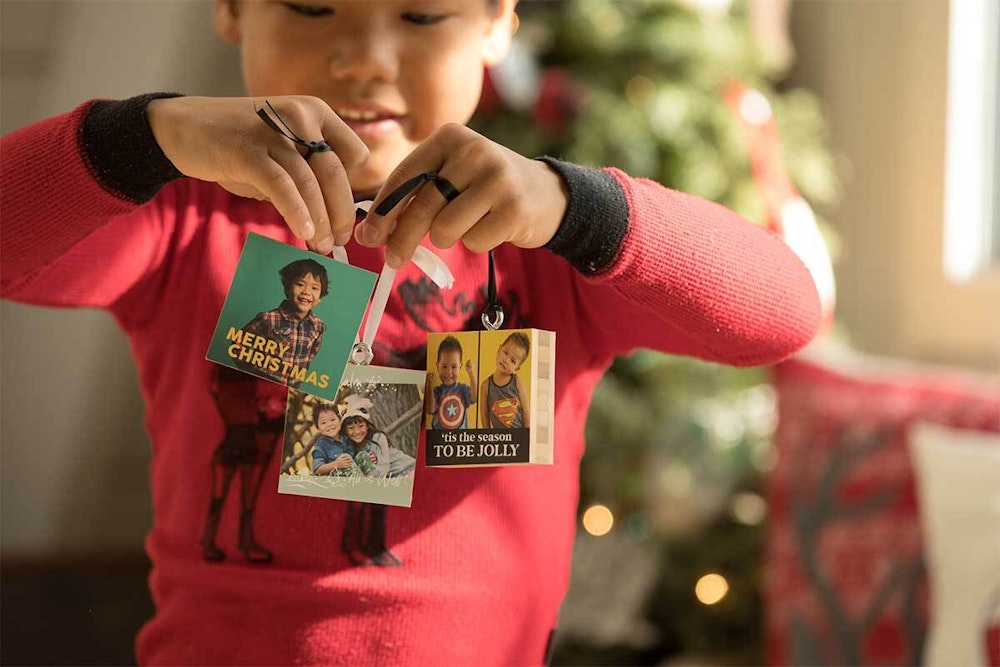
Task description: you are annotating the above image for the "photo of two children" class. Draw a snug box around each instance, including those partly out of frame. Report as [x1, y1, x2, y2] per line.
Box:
[425, 328, 553, 466]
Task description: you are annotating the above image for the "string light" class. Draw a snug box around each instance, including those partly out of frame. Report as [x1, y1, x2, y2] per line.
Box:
[695, 573, 729, 605]
[582, 504, 614, 536]
[738, 88, 773, 126]
[730, 492, 767, 525]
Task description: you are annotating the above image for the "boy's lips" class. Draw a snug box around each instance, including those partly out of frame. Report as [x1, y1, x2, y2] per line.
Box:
[333, 103, 404, 141]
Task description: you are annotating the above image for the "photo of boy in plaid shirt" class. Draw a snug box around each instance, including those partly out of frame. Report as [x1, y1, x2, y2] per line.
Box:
[241, 258, 328, 387]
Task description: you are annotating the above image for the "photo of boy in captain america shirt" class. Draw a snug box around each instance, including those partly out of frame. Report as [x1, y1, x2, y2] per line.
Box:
[425, 328, 554, 468]
[426, 334, 479, 430]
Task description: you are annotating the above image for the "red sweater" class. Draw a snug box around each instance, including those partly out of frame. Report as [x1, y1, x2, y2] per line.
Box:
[1, 101, 820, 665]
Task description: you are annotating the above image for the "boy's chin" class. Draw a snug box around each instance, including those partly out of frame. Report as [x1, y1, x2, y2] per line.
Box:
[349, 146, 416, 194]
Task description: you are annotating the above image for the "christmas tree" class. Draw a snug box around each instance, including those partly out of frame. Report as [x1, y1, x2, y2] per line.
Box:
[471, 1, 840, 663]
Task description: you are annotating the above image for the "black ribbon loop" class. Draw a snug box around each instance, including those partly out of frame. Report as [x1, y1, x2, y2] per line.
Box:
[372, 172, 461, 217]
[433, 177, 460, 203]
[256, 100, 332, 162]
[374, 172, 438, 216]
[481, 249, 505, 330]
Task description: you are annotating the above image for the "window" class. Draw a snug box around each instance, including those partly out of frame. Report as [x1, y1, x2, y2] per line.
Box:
[943, 0, 1000, 283]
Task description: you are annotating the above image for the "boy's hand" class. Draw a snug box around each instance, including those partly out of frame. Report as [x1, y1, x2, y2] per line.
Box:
[466, 360, 478, 400]
[355, 124, 569, 268]
[334, 453, 354, 469]
[147, 96, 369, 254]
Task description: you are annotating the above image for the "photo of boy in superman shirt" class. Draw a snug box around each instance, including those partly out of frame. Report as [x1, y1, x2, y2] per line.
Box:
[480, 331, 531, 429]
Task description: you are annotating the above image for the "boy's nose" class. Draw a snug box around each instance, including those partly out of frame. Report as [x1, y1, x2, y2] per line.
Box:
[328, 28, 398, 85]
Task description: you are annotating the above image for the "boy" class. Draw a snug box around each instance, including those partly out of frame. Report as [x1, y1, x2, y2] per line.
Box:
[309, 402, 362, 476]
[481, 331, 530, 429]
[241, 258, 327, 386]
[0, 0, 821, 663]
[341, 393, 416, 479]
[427, 335, 478, 430]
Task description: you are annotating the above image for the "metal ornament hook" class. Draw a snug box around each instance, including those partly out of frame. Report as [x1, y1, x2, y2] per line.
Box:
[481, 304, 505, 331]
[480, 249, 504, 331]
[350, 341, 374, 366]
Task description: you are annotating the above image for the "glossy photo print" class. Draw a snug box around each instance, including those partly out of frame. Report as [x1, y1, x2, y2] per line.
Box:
[206, 233, 376, 398]
[425, 331, 481, 431]
[278, 364, 426, 507]
[425, 329, 555, 467]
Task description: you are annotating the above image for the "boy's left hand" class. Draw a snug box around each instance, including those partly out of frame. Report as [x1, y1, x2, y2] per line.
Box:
[355, 124, 568, 269]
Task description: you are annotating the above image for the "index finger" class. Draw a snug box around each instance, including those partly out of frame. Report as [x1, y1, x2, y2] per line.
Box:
[315, 106, 370, 245]
[357, 124, 464, 243]
[317, 104, 370, 170]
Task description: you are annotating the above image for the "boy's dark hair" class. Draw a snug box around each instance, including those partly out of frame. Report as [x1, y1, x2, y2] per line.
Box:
[437, 336, 464, 361]
[343, 415, 380, 435]
[313, 403, 340, 428]
[501, 332, 530, 358]
[279, 259, 330, 299]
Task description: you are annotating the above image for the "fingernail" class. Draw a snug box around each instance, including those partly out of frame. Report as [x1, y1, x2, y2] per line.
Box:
[301, 219, 315, 239]
[334, 231, 352, 247]
[357, 221, 376, 246]
[385, 250, 404, 269]
[316, 236, 334, 255]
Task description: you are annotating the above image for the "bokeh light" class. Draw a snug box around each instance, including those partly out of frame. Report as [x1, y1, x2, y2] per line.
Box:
[582, 504, 614, 536]
[730, 492, 767, 525]
[694, 573, 729, 605]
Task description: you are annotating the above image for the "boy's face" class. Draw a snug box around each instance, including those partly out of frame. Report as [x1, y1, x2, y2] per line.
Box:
[435, 349, 462, 385]
[288, 272, 323, 315]
[316, 409, 341, 436]
[216, 1, 516, 194]
[345, 419, 369, 443]
[495, 341, 526, 375]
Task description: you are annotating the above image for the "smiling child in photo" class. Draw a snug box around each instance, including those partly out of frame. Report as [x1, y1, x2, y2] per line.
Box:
[241, 258, 328, 386]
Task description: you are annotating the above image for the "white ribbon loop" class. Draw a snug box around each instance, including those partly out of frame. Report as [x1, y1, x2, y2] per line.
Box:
[341, 202, 456, 364]
[412, 246, 455, 290]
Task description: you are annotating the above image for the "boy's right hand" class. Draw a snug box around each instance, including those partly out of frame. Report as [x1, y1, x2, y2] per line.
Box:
[147, 96, 369, 254]
[334, 453, 355, 469]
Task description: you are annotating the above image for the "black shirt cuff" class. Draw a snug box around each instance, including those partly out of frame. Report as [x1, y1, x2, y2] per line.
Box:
[536, 156, 629, 277]
[80, 92, 185, 204]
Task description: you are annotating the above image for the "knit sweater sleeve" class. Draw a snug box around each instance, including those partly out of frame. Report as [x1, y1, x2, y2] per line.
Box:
[539, 160, 821, 367]
[0, 96, 184, 325]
